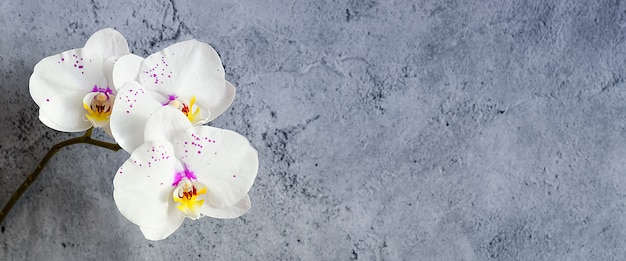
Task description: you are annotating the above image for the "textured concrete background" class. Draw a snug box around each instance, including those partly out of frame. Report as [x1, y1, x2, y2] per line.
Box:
[1, 0, 626, 260]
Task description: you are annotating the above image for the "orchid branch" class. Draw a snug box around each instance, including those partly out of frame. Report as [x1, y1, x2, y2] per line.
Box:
[0, 128, 122, 225]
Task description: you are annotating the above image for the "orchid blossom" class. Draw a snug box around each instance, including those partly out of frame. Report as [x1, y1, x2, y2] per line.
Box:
[113, 106, 258, 240]
[29, 28, 130, 134]
[110, 40, 236, 153]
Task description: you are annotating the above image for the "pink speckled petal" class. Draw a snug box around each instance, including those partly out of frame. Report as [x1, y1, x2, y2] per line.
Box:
[113, 140, 182, 229]
[112, 54, 144, 91]
[172, 125, 258, 208]
[110, 81, 164, 153]
[34, 93, 91, 132]
[139, 40, 229, 123]
[201, 194, 251, 219]
[29, 48, 107, 132]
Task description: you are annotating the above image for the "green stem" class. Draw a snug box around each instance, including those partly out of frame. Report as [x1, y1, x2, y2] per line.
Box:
[0, 128, 122, 226]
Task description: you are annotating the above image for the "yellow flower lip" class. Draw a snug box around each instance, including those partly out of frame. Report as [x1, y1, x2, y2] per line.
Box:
[172, 179, 207, 219]
[84, 92, 114, 127]
[166, 95, 201, 124]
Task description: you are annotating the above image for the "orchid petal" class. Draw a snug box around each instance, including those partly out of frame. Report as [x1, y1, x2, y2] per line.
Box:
[173, 126, 259, 208]
[84, 28, 130, 86]
[142, 107, 258, 207]
[38, 111, 72, 132]
[144, 106, 193, 143]
[205, 80, 236, 122]
[201, 194, 251, 219]
[138, 203, 185, 241]
[34, 92, 91, 132]
[112, 54, 144, 91]
[110, 82, 164, 153]
[29, 48, 107, 131]
[113, 140, 182, 229]
[84, 28, 130, 59]
[139, 40, 229, 122]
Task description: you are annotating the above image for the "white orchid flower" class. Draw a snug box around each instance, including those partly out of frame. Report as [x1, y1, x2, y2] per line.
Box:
[110, 40, 236, 153]
[29, 28, 130, 134]
[113, 106, 258, 240]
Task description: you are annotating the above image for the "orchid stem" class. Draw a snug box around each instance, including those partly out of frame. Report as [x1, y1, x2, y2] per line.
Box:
[0, 128, 122, 226]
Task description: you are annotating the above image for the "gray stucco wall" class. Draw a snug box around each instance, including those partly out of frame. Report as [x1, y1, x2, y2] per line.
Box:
[1, 0, 626, 260]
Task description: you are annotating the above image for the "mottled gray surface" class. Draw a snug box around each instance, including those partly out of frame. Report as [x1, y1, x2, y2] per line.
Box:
[1, 0, 626, 260]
